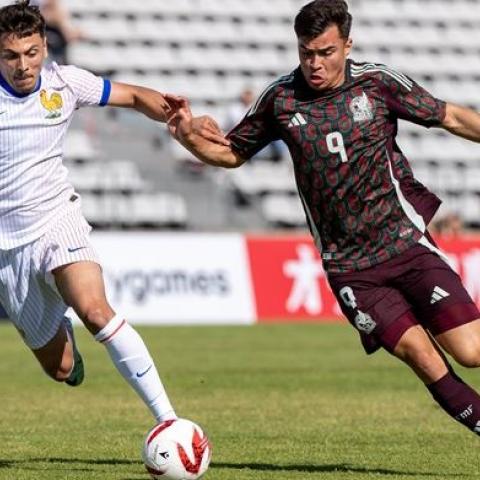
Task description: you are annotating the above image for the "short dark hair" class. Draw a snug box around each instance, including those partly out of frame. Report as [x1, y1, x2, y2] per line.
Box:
[0, 0, 46, 39]
[294, 0, 352, 41]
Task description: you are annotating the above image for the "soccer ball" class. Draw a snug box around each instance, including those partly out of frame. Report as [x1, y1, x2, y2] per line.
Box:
[142, 418, 211, 480]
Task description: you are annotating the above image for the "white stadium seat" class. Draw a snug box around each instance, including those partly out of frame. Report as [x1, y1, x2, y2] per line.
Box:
[65, 0, 480, 228]
[64, 130, 98, 163]
[462, 194, 480, 223]
[81, 191, 188, 228]
[261, 194, 306, 227]
[465, 169, 480, 193]
[225, 161, 297, 198]
[76, 17, 132, 42]
[125, 193, 188, 228]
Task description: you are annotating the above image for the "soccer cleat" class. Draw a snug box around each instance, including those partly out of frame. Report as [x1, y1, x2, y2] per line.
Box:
[66, 346, 84, 386]
[64, 318, 85, 387]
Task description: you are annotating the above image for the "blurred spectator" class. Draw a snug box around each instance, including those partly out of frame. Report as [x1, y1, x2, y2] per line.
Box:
[224, 87, 255, 131]
[225, 87, 288, 163]
[33, 0, 83, 64]
[431, 213, 464, 237]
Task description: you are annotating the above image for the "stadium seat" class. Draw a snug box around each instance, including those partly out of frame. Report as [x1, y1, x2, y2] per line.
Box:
[261, 194, 306, 227]
[146, 0, 193, 16]
[75, 17, 132, 42]
[465, 169, 480, 193]
[64, 130, 98, 163]
[126, 193, 188, 228]
[80, 192, 115, 227]
[65, 0, 480, 230]
[351, 0, 398, 22]
[68, 164, 104, 192]
[436, 166, 466, 193]
[225, 161, 297, 199]
[107, 160, 150, 193]
[462, 194, 480, 223]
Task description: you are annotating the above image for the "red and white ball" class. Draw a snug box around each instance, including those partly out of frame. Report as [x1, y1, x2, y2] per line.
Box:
[142, 418, 211, 480]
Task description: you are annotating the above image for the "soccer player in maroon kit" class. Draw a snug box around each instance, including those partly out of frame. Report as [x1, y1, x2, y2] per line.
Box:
[167, 0, 480, 436]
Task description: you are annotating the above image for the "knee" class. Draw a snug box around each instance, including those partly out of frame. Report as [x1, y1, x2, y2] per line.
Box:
[452, 345, 480, 368]
[42, 358, 73, 382]
[395, 345, 446, 381]
[78, 302, 114, 334]
[405, 349, 444, 376]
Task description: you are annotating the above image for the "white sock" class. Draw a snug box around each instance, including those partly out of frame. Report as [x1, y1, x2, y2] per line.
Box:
[94, 315, 177, 423]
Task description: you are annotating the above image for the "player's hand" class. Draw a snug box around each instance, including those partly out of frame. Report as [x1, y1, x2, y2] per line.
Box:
[165, 94, 229, 146]
[164, 94, 193, 141]
[191, 116, 230, 146]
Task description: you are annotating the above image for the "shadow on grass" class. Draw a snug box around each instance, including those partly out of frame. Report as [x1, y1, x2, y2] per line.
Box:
[0, 457, 138, 474]
[211, 462, 464, 477]
[0, 458, 469, 478]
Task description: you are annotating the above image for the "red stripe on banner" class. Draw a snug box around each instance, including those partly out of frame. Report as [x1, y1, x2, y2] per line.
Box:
[100, 319, 127, 343]
[146, 419, 176, 446]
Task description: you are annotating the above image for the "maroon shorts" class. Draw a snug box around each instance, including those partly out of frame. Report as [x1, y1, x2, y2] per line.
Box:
[328, 244, 480, 354]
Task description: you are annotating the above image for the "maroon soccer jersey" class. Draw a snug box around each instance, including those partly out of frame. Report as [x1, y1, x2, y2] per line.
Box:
[228, 60, 446, 273]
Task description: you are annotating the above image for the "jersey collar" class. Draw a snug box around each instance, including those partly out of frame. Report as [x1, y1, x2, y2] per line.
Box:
[0, 72, 42, 98]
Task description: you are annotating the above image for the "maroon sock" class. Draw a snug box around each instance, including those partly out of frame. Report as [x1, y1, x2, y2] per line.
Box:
[427, 372, 480, 434]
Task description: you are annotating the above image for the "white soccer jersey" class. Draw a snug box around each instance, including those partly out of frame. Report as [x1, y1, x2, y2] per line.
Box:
[0, 62, 111, 249]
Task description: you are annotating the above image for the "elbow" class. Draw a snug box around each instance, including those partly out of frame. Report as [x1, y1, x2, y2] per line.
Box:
[200, 156, 243, 169]
[224, 150, 247, 168]
[200, 150, 246, 169]
[221, 158, 244, 169]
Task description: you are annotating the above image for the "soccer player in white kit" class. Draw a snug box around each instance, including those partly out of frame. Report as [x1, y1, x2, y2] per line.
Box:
[0, 0, 224, 425]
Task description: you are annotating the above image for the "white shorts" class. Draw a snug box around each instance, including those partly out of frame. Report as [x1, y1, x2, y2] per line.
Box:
[0, 204, 99, 349]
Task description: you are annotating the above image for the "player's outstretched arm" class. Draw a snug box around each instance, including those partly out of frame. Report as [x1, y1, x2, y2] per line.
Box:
[166, 95, 246, 169]
[442, 102, 480, 143]
[106, 81, 177, 122]
[106, 83, 229, 147]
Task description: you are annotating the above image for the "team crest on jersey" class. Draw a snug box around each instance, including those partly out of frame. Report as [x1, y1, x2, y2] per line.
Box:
[354, 310, 376, 334]
[349, 92, 373, 122]
[40, 89, 63, 119]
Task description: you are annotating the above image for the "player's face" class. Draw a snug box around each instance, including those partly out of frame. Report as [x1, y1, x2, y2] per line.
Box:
[0, 33, 47, 94]
[298, 24, 352, 91]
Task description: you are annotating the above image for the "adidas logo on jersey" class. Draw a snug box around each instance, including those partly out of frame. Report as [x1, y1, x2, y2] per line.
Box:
[288, 112, 307, 128]
[430, 286, 450, 305]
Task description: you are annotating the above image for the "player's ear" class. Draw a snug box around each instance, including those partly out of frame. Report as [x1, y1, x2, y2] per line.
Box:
[344, 37, 353, 57]
[43, 36, 48, 58]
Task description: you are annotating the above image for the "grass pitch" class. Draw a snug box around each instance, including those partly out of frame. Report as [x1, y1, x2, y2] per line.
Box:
[0, 322, 478, 480]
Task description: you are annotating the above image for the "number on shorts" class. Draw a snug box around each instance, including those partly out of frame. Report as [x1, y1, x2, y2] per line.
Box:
[339, 286, 357, 309]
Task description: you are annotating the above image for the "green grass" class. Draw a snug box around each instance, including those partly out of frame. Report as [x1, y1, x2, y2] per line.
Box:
[0, 322, 479, 480]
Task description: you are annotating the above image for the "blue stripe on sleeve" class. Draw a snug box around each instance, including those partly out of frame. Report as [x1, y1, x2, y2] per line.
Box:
[99, 79, 111, 106]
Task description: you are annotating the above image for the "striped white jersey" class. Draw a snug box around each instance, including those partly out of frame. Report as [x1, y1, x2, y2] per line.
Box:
[0, 62, 111, 249]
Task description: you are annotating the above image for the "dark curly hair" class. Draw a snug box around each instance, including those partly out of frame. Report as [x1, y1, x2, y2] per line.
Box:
[294, 0, 352, 41]
[0, 0, 46, 39]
